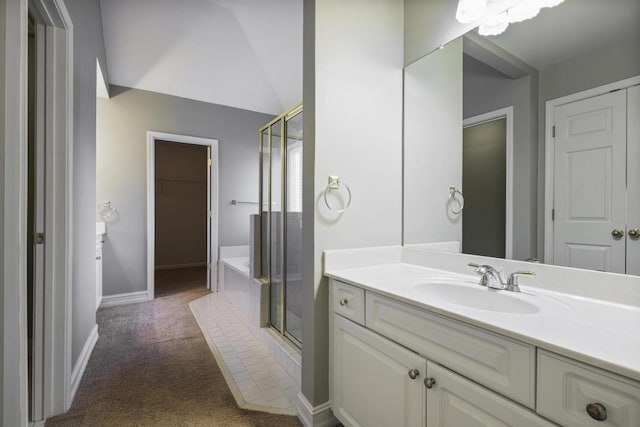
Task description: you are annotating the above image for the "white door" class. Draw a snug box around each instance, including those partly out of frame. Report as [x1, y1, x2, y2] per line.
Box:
[332, 315, 426, 427]
[206, 146, 212, 290]
[553, 90, 627, 273]
[627, 85, 640, 276]
[426, 362, 554, 427]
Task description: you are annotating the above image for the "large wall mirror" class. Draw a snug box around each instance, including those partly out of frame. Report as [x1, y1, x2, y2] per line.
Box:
[403, 0, 640, 275]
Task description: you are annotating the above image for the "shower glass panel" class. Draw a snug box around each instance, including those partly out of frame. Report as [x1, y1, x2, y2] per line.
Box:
[269, 119, 283, 332]
[258, 103, 303, 347]
[260, 129, 269, 280]
[285, 111, 303, 343]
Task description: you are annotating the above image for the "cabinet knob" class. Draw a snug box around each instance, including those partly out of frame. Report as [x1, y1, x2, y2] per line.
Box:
[424, 377, 436, 389]
[629, 228, 640, 239]
[339, 298, 348, 306]
[96, 256, 102, 260]
[408, 369, 419, 380]
[586, 402, 607, 421]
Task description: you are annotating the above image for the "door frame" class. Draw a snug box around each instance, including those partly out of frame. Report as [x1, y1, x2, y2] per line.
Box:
[543, 75, 640, 263]
[146, 131, 219, 301]
[1, 0, 74, 424]
[463, 106, 514, 259]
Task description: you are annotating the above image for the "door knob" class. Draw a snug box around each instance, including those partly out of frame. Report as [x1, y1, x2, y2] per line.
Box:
[629, 229, 640, 239]
[611, 229, 624, 239]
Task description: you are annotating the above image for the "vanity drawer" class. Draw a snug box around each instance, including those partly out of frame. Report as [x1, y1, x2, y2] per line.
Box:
[332, 281, 365, 325]
[366, 292, 536, 408]
[537, 351, 640, 427]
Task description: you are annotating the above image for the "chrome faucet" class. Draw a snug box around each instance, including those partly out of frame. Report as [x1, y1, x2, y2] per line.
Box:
[468, 263, 535, 293]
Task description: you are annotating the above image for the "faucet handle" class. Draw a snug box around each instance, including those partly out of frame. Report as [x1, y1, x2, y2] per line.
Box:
[506, 271, 535, 292]
[468, 263, 489, 286]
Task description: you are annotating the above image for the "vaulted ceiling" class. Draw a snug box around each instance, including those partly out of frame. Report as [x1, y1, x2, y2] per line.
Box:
[100, 0, 303, 115]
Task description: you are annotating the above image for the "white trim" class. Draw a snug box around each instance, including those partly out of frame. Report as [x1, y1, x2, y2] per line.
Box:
[146, 131, 219, 301]
[463, 106, 514, 259]
[99, 291, 150, 308]
[296, 395, 338, 427]
[543, 76, 640, 263]
[1, 0, 29, 425]
[68, 325, 98, 406]
[155, 262, 208, 271]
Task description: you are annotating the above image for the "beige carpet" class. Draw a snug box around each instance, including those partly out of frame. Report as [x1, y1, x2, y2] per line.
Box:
[46, 267, 302, 426]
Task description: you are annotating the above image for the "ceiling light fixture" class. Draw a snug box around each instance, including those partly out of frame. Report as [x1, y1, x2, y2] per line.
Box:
[458, 0, 565, 36]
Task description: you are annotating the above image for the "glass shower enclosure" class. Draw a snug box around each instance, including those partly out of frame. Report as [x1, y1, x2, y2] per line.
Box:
[259, 103, 303, 346]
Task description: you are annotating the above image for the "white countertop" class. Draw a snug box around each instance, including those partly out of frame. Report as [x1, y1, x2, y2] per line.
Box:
[326, 262, 640, 382]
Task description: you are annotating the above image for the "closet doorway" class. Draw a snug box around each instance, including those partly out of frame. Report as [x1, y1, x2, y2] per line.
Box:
[146, 132, 219, 299]
[545, 77, 640, 275]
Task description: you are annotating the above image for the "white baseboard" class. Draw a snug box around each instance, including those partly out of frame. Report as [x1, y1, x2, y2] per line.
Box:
[100, 290, 150, 308]
[155, 262, 207, 270]
[296, 394, 339, 427]
[68, 324, 99, 407]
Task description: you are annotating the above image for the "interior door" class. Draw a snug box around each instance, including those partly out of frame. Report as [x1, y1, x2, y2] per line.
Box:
[628, 85, 640, 276]
[553, 90, 627, 273]
[206, 146, 212, 290]
[28, 16, 46, 422]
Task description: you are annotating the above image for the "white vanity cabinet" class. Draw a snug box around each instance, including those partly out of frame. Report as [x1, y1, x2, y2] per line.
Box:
[333, 315, 426, 427]
[96, 222, 106, 310]
[329, 279, 640, 427]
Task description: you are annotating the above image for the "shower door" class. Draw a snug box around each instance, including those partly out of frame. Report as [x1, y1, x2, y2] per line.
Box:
[259, 103, 303, 346]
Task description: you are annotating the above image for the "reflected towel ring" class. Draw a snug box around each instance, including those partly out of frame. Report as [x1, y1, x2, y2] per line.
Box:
[97, 200, 118, 221]
[448, 186, 464, 215]
[323, 176, 352, 213]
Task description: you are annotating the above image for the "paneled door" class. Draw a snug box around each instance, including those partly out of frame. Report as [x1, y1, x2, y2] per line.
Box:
[553, 90, 627, 273]
[627, 85, 640, 276]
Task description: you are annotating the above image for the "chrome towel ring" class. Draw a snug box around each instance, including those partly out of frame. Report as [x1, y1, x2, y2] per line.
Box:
[324, 176, 352, 213]
[97, 200, 119, 221]
[448, 186, 464, 215]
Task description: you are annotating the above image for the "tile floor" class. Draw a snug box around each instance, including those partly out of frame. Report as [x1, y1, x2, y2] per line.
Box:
[190, 292, 299, 415]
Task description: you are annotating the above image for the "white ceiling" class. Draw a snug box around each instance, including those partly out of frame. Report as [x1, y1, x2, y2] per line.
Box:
[487, 0, 640, 69]
[100, 0, 303, 115]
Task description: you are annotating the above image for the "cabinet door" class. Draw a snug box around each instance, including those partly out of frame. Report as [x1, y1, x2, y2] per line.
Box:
[426, 362, 555, 427]
[332, 315, 426, 427]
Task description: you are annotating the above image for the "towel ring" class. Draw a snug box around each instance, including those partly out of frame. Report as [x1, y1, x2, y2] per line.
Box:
[97, 200, 118, 221]
[448, 186, 464, 215]
[323, 176, 352, 213]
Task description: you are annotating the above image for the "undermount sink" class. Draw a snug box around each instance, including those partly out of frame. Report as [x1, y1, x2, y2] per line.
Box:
[413, 282, 540, 314]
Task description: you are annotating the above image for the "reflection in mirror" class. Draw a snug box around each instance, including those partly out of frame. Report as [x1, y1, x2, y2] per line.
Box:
[403, 0, 640, 275]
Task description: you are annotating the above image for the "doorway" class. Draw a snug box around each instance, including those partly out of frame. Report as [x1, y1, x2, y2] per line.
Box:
[146, 132, 219, 300]
[546, 78, 640, 274]
[462, 107, 514, 259]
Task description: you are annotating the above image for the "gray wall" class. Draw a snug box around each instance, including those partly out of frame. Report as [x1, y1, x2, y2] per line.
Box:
[536, 36, 640, 258]
[302, 0, 404, 407]
[97, 86, 273, 296]
[65, 0, 109, 368]
[464, 54, 537, 260]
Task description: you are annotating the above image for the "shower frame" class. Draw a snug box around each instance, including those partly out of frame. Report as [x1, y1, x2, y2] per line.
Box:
[259, 102, 303, 348]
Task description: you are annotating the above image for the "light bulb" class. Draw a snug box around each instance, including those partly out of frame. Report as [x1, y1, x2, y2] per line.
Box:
[507, 1, 541, 23]
[478, 11, 509, 36]
[456, 0, 488, 24]
[539, 0, 564, 7]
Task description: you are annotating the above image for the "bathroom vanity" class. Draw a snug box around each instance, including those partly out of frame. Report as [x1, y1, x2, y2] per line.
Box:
[326, 247, 640, 427]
